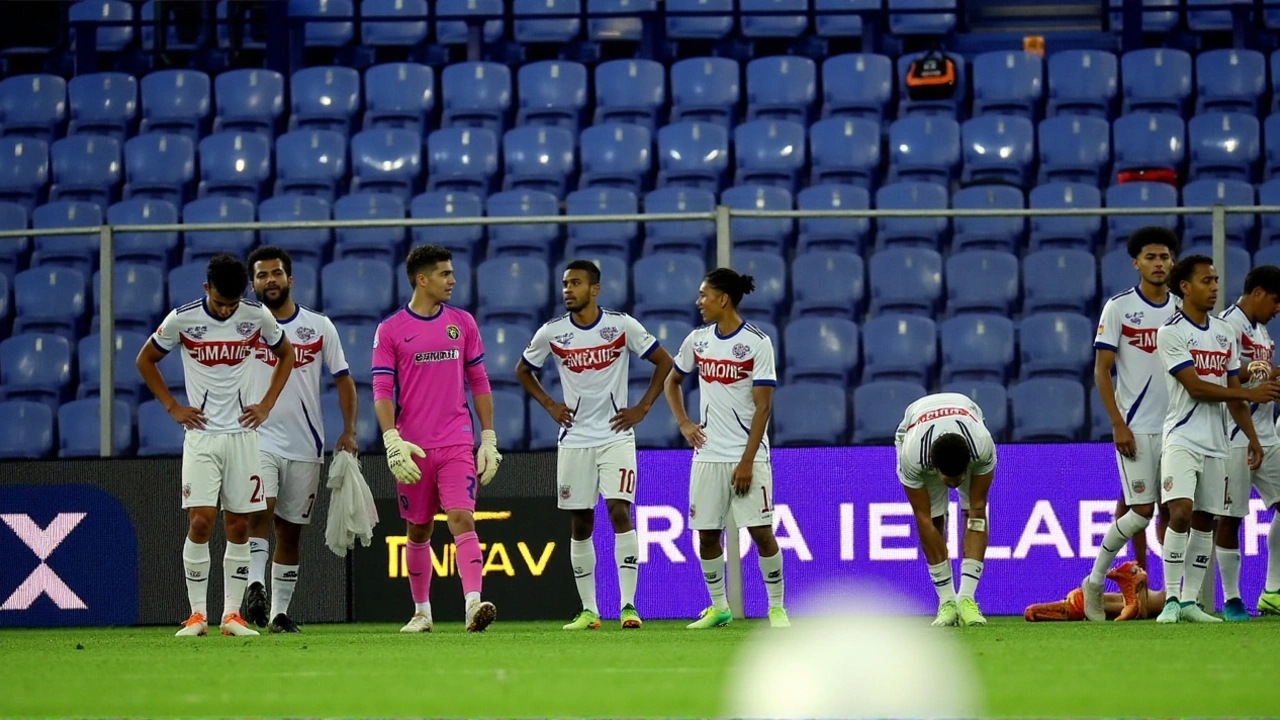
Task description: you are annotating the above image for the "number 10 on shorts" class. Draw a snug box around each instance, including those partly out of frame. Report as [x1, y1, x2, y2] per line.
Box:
[618, 468, 635, 494]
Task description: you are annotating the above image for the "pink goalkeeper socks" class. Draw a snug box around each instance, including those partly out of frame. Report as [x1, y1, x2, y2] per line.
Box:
[406, 540, 433, 604]
[454, 531, 484, 597]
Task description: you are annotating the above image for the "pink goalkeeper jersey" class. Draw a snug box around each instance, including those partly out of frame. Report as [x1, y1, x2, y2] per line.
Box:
[371, 304, 491, 450]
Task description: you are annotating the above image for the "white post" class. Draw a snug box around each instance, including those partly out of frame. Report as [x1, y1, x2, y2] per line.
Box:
[714, 203, 745, 619]
[98, 225, 114, 457]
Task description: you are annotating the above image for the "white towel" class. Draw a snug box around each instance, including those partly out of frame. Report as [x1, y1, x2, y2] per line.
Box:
[324, 450, 379, 557]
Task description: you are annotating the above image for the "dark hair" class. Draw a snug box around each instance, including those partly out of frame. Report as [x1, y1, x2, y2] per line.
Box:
[246, 245, 293, 277]
[206, 254, 247, 300]
[1244, 264, 1280, 296]
[1126, 226, 1180, 260]
[564, 259, 601, 286]
[703, 268, 756, 308]
[931, 434, 972, 478]
[405, 245, 453, 287]
[1168, 254, 1213, 299]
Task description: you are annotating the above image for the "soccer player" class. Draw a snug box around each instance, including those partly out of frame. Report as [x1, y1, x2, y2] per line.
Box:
[241, 246, 358, 633]
[893, 392, 997, 627]
[135, 254, 295, 637]
[372, 245, 502, 633]
[1218, 265, 1280, 620]
[515, 260, 674, 631]
[1153, 255, 1280, 623]
[1082, 227, 1180, 621]
[662, 268, 790, 630]
[1025, 561, 1164, 622]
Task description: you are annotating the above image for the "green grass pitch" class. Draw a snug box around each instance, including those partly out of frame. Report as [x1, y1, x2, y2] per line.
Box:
[2, 617, 1279, 718]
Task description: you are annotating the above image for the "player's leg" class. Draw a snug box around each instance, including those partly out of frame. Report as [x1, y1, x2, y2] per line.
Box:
[1213, 446, 1254, 621]
[218, 432, 267, 636]
[600, 438, 641, 628]
[732, 461, 788, 627]
[558, 447, 601, 629]
[956, 478, 988, 627]
[398, 450, 438, 633]
[1085, 437, 1159, 620]
[1252, 449, 1280, 614]
[178, 433, 219, 636]
[904, 480, 956, 626]
[687, 463, 733, 629]
[244, 451, 281, 628]
[1177, 456, 1226, 623]
[437, 445, 496, 632]
[1156, 446, 1198, 622]
[268, 460, 321, 633]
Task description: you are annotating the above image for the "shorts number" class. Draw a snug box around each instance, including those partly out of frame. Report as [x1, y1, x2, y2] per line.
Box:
[466, 475, 477, 501]
[250, 475, 263, 504]
[760, 486, 771, 513]
[618, 468, 636, 494]
[1224, 476, 1231, 509]
[302, 493, 317, 519]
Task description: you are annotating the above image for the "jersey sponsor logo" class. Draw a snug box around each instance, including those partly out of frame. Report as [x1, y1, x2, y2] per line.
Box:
[550, 335, 626, 372]
[1125, 311, 1144, 324]
[256, 338, 322, 368]
[1242, 333, 1274, 366]
[906, 406, 979, 430]
[694, 354, 754, 384]
[600, 326, 620, 342]
[180, 331, 261, 367]
[447, 324, 460, 340]
[415, 348, 460, 364]
[1120, 325, 1158, 353]
[554, 331, 575, 346]
[185, 325, 208, 340]
[1190, 349, 1231, 376]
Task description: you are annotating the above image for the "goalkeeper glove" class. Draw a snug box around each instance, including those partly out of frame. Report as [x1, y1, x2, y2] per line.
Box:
[383, 429, 425, 484]
[476, 429, 502, 486]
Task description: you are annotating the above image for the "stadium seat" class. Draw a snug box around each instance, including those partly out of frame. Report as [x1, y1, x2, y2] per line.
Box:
[167, 262, 210, 306]
[852, 380, 928, 443]
[481, 325, 535, 391]
[77, 330, 149, 400]
[669, 57, 740, 129]
[288, 67, 360, 137]
[629, 318, 693, 382]
[961, 115, 1035, 188]
[1105, 182, 1178, 250]
[868, 246, 942, 316]
[0, 74, 67, 143]
[0, 400, 55, 458]
[1182, 179, 1255, 247]
[633, 253, 704, 322]
[122, 133, 195, 207]
[1186, 0, 1252, 31]
[1088, 385, 1113, 442]
[565, 188, 639, 259]
[502, 126, 576, 199]
[789, 250, 865, 319]
[1260, 179, 1280, 247]
[92, 264, 165, 334]
[821, 53, 894, 122]
[487, 390, 528, 451]
[425, 127, 499, 198]
[0, 202, 28, 282]
[30, 201, 102, 278]
[796, 184, 871, 254]
[216, 0, 267, 51]
[138, 70, 211, 140]
[332, 322, 376, 388]
[941, 380, 1009, 441]
[436, 0, 505, 44]
[1022, 249, 1098, 315]
[441, 62, 512, 135]
[1037, 115, 1111, 186]
[273, 130, 348, 202]
[888, 0, 956, 35]
[889, 115, 960, 186]
[945, 250, 1018, 316]
[58, 398, 133, 457]
[0, 137, 49, 211]
[516, 61, 588, 135]
[815, 0, 878, 37]
[349, 129, 422, 200]
[746, 56, 817, 125]
[592, 59, 666, 133]
[1112, 112, 1185, 180]
[48, 135, 121, 207]
[939, 314, 1015, 383]
[972, 51, 1043, 120]
[282, 262, 319, 309]
[861, 314, 936, 383]
[137, 399, 184, 456]
[733, 119, 807, 193]
[319, 391, 379, 452]
[808, 117, 880, 191]
[139, 0, 203, 52]
[734, 250, 786, 324]
[486, 190, 561, 259]
[664, 0, 732, 38]
[1011, 378, 1085, 441]
[739, 0, 808, 37]
[288, 0, 354, 47]
[554, 255, 629, 309]
[951, 185, 1025, 252]
[409, 191, 485, 262]
[1019, 312, 1095, 380]
[362, 63, 433, 135]
[258, 195, 331, 266]
[321, 259, 394, 325]
[197, 132, 271, 202]
[476, 256, 551, 327]
[773, 383, 848, 445]
[67, 72, 137, 141]
[1046, 50, 1117, 119]
[0, 332, 73, 408]
[1029, 182, 1102, 251]
[578, 123, 651, 195]
[784, 317, 859, 385]
[896, 51, 967, 118]
[1267, 114, 1280, 179]
[1100, 246, 1137, 299]
[875, 182, 948, 250]
[1195, 49, 1266, 116]
[633, 398, 680, 447]
[722, 185, 793, 253]
[1187, 112, 1259, 183]
[181, 197, 255, 265]
[513, 0, 582, 44]
[642, 186, 716, 257]
[1185, 242, 1250, 299]
[332, 192, 406, 262]
[212, 69, 285, 138]
[657, 121, 730, 193]
[1120, 48, 1192, 117]
[360, 0, 429, 46]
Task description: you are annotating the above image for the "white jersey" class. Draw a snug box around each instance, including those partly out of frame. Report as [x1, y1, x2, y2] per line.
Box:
[1094, 286, 1181, 434]
[521, 308, 659, 449]
[674, 321, 777, 463]
[250, 304, 350, 462]
[1220, 303, 1277, 448]
[1157, 311, 1240, 458]
[894, 392, 996, 487]
[151, 298, 285, 435]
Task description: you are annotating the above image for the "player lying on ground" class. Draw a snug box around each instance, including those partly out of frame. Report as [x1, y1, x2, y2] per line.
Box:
[1025, 561, 1165, 622]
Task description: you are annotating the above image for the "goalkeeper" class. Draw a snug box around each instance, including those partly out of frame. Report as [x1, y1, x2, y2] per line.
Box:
[1025, 561, 1167, 622]
[372, 245, 503, 634]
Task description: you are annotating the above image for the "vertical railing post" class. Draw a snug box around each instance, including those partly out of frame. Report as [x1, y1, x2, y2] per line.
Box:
[714, 204, 745, 620]
[99, 225, 115, 458]
[1212, 205, 1227, 315]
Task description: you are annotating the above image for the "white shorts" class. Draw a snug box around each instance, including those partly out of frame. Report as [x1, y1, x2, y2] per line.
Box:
[688, 461, 774, 531]
[1225, 444, 1280, 516]
[1117, 434, 1163, 506]
[556, 437, 638, 510]
[260, 451, 324, 525]
[181, 431, 266, 515]
[1161, 444, 1228, 511]
[902, 475, 972, 520]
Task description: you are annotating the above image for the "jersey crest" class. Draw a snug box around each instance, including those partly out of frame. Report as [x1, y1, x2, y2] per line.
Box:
[447, 324, 460, 340]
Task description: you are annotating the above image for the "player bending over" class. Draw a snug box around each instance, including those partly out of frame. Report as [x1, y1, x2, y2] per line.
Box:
[515, 260, 674, 630]
[136, 254, 295, 637]
[894, 392, 997, 627]
[1025, 561, 1164, 622]
[663, 268, 790, 629]
[372, 245, 502, 633]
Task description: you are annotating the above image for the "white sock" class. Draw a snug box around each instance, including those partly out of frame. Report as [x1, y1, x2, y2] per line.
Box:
[1180, 529, 1214, 604]
[758, 551, 784, 608]
[928, 560, 954, 604]
[700, 555, 729, 611]
[248, 537, 269, 587]
[269, 563, 298, 619]
[1216, 546, 1242, 602]
[1162, 529, 1189, 601]
[415, 601, 432, 616]
[958, 558, 984, 601]
[570, 538, 598, 615]
[1268, 512, 1280, 592]
[223, 541, 251, 619]
[1090, 511, 1150, 585]
[182, 538, 210, 618]
[615, 530, 639, 609]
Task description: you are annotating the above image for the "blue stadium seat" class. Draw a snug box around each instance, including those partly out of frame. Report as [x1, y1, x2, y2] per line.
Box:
[1022, 249, 1098, 314]
[875, 182, 948, 250]
[516, 61, 588, 135]
[1105, 182, 1178, 250]
[349, 129, 422, 200]
[734, 250, 786, 324]
[476, 256, 551, 327]
[1100, 246, 1136, 299]
[670, 57, 740, 129]
[815, 0, 878, 37]
[67, 72, 137, 141]
[283, 262, 319, 309]
[1274, 52, 1280, 114]
[961, 115, 1035, 188]
[0, 137, 49, 212]
[331, 322, 376, 388]
[868, 246, 942, 316]
[941, 380, 1009, 441]
[1185, 242, 1250, 299]
[197, 132, 271, 202]
[514, 0, 582, 44]
[289, 67, 361, 137]
[258, 195, 331, 266]
[1260, 179, 1280, 247]
[642, 186, 716, 257]
[436, 0, 505, 44]
[740, 0, 808, 37]
[273, 130, 347, 202]
[137, 399, 184, 456]
[182, 197, 255, 265]
[791, 250, 864, 318]
[579, 123, 651, 195]
[888, 0, 956, 35]
[633, 253, 704, 322]
[0, 202, 27, 282]
[592, 59, 666, 133]
[1107, 0, 1177, 33]
[441, 62, 512, 135]
[796, 184, 871, 254]
[0, 74, 66, 143]
[896, 51, 966, 118]
[1046, 50, 1117, 119]
[1113, 112, 1185, 179]
[1182, 179, 1255, 247]
[216, 0, 266, 51]
[213, 69, 284, 138]
[48, 135, 121, 207]
[852, 380, 928, 443]
[425, 127, 499, 198]
[773, 383, 848, 445]
[888, 115, 960, 186]
[486, 190, 560, 259]
[31, 201, 102, 277]
[554, 255, 629, 309]
[1187, 113, 1259, 183]
[951, 185, 1024, 253]
[821, 53, 894, 122]
[784, 317, 859, 385]
[527, 389, 565, 449]
[288, 0, 354, 47]
[69, 0, 135, 53]
[360, 0, 429, 46]
[332, 192, 405, 262]
[409, 191, 485, 262]
[1267, 114, 1280, 179]
[1019, 312, 1094, 380]
[746, 56, 817, 125]
[723, 185, 793, 253]
[502, 126, 576, 199]
[633, 398, 680, 447]
[939, 314, 1015, 383]
[140, 0, 203, 52]
[565, 188, 638, 259]
[1089, 384, 1113, 442]
[92, 264, 165, 334]
[1011, 378, 1085, 441]
[586, 0, 654, 41]
[481, 325, 535, 391]
[0, 400, 55, 458]
[319, 391, 379, 451]
[1195, 49, 1266, 116]
[972, 50, 1043, 120]
[0, 333, 73, 408]
[58, 398, 133, 457]
[362, 63, 433, 135]
[488, 390, 528, 450]
[1186, 0, 1249, 32]
[167, 262, 210, 306]
[629, 318, 694, 380]
[122, 133, 195, 207]
[945, 250, 1018, 315]
[665, 0, 733, 39]
[77, 330, 149, 401]
[138, 70, 211, 141]
[656, 121, 729, 192]
[321, 259, 394, 325]
[808, 117, 880, 191]
[1120, 49, 1191, 116]
[862, 314, 936, 383]
[733, 119, 807, 193]
[1029, 182, 1102, 250]
[1037, 115, 1111, 186]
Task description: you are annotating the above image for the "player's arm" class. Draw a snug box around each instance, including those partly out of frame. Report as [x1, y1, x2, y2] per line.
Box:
[1169, 365, 1279, 403]
[136, 312, 205, 429]
[372, 324, 425, 484]
[241, 334, 294, 429]
[463, 315, 501, 484]
[321, 317, 358, 453]
[963, 469, 993, 561]
[903, 481, 948, 565]
[1093, 302, 1135, 456]
[731, 384, 773, 495]
[1225, 372, 1265, 470]
[611, 346, 674, 432]
[665, 335, 704, 449]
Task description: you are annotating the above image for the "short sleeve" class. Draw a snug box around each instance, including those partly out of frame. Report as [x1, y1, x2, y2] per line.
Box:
[1158, 325, 1193, 376]
[624, 315, 659, 359]
[371, 320, 397, 379]
[464, 312, 485, 366]
[521, 323, 553, 369]
[258, 304, 284, 349]
[894, 438, 925, 488]
[751, 337, 777, 387]
[972, 431, 997, 476]
[1227, 324, 1241, 376]
[150, 309, 181, 354]
[674, 333, 696, 376]
[1094, 298, 1120, 352]
[321, 316, 351, 378]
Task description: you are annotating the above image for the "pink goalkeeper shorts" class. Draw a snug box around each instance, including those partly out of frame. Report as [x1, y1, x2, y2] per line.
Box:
[396, 444, 477, 525]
